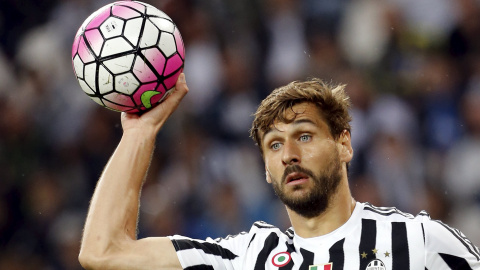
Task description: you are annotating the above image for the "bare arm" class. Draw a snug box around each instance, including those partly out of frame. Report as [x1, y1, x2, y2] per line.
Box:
[79, 74, 189, 270]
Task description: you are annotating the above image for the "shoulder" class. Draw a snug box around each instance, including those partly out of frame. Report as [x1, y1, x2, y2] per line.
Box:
[243, 221, 293, 244]
[169, 221, 290, 252]
[359, 202, 480, 266]
[250, 221, 291, 236]
[360, 202, 419, 221]
[168, 221, 292, 269]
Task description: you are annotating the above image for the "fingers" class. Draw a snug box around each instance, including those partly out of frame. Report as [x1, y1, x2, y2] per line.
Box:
[120, 73, 188, 132]
[161, 73, 189, 111]
[171, 73, 189, 103]
[144, 73, 188, 119]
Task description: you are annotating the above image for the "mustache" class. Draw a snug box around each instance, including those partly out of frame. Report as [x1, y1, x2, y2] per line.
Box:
[281, 165, 315, 183]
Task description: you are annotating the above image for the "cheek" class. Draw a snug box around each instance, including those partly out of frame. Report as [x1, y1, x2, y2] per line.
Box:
[265, 160, 281, 183]
[303, 142, 337, 165]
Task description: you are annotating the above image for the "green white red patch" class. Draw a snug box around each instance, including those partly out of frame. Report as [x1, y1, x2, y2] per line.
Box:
[272, 252, 291, 267]
[309, 263, 333, 270]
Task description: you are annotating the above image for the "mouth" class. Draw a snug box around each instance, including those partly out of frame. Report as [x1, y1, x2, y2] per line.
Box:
[285, 172, 309, 185]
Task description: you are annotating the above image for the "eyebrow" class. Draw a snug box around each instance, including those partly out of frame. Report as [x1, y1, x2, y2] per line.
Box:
[261, 118, 317, 141]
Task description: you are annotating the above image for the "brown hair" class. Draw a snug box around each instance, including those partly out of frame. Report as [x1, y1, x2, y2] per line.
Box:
[250, 78, 352, 154]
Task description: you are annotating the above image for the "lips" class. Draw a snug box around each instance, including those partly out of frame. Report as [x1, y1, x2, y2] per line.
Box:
[285, 172, 309, 184]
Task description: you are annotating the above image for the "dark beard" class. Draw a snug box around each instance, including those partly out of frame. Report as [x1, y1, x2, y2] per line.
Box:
[271, 154, 342, 218]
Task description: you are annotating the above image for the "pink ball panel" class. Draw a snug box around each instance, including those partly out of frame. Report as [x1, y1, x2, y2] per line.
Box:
[132, 82, 159, 105]
[104, 92, 135, 107]
[164, 68, 182, 89]
[78, 37, 95, 63]
[86, 7, 111, 30]
[133, 57, 156, 83]
[164, 54, 183, 76]
[127, 108, 140, 113]
[112, 5, 141, 19]
[85, 29, 104, 56]
[150, 84, 167, 104]
[72, 34, 81, 57]
[174, 28, 185, 60]
[116, 1, 146, 13]
[142, 48, 166, 76]
[102, 99, 133, 112]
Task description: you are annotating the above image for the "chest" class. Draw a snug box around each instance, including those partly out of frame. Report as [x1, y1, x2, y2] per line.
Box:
[243, 221, 426, 270]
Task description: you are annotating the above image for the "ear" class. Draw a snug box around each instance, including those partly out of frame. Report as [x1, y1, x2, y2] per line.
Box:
[337, 130, 353, 163]
[265, 165, 272, 184]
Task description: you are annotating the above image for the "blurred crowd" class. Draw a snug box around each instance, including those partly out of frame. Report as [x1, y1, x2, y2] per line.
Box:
[1, 0, 480, 268]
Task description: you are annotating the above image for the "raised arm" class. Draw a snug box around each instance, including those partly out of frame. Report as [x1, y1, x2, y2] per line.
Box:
[79, 74, 188, 270]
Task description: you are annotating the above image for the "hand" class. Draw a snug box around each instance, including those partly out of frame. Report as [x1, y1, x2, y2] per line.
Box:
[121, 73, 189, 134]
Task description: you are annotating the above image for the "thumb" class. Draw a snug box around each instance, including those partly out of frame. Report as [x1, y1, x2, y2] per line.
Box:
[148, 73, 189, 120]
[167, 73, 189, 107]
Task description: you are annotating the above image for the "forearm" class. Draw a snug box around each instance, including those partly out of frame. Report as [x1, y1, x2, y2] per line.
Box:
[80, 129, 157, 261]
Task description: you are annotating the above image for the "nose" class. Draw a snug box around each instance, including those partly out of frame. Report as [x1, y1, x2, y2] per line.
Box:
[282, 140, 301, 166]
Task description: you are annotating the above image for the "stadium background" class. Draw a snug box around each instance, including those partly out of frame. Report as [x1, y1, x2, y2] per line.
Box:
[1, 0, 480, 268]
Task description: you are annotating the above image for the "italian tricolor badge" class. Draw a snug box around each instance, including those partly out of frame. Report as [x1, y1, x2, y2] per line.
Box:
[309, 263, 333, 270]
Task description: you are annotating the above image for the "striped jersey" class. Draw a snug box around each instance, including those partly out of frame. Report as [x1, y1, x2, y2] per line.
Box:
[168, 202, 480, 270]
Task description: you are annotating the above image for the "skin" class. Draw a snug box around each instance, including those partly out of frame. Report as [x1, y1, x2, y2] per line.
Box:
[78, 74, 188, 270]
[261, 102, 355, 238]
[79, 83, 355, 269]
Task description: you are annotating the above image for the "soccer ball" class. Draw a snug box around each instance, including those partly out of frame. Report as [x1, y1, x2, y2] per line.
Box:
[71, 1, 185, 113]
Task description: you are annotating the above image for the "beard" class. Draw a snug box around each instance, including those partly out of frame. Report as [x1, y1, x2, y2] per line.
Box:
[270, 151, 343, 218]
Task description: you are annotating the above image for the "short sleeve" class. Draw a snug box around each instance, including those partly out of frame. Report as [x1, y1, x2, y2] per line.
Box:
[168, 232, 253, 269]
[423, 215, 480, 269]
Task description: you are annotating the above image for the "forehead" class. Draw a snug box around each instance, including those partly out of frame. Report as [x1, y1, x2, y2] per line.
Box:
[281, 102, 322, 121]
[261, 102, 326, 137]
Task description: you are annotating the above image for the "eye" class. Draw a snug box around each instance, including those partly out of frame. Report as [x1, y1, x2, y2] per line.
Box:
[270, 142, 282, 150]
[299, 134, 311, 142]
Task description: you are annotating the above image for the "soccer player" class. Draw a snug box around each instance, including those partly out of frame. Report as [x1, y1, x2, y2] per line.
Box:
[79, 73, 480, 270]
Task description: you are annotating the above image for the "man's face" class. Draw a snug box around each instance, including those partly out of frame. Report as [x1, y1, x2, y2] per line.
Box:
[261, 102, 344, 218]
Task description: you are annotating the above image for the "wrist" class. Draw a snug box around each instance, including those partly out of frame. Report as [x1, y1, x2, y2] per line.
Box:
[122, 126, 158, 143]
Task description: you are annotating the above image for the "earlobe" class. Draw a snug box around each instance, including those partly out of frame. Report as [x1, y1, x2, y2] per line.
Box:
[339, 130, 353, 163]
[265, 166, 272, 184]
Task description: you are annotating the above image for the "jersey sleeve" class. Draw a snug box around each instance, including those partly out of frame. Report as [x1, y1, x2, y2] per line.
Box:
[168, 231, 253, 270]
[422, 215, 480, 269]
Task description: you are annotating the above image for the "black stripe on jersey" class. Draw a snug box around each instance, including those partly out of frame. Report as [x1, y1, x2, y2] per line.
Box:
[279, 241, 296, 270]
[248, 234, 256, 248]
[434, 220, 480, 261]
[299, 248, 315, 269]
[254, 232, 279, 270]
[286, 241, 296, 253]
[329, 238, 345, 270]
[421, 223, 425, 243]
[254, 221, 277, 229]
[392, 222, 410, 270]
[439, 253, 473, 270]
[359, 219, 377, 270]
[174, 239, 238, 260]
[286, 228, 294, 239]
[184, 265, 215, 270]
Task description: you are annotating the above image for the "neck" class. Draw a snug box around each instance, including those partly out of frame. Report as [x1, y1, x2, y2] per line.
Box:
[287, 177, 356, 238]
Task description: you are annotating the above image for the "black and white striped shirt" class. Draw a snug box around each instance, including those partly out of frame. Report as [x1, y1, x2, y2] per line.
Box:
[168, 202, 480, 269]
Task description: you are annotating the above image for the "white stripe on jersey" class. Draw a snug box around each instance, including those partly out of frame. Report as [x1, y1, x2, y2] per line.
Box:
[344, 225, 361, 269]
[374, 220, 393, 269]
[405, 221, 426, 270]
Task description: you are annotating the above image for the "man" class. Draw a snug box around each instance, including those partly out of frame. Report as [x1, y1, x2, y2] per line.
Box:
[79, 74, 480, 269]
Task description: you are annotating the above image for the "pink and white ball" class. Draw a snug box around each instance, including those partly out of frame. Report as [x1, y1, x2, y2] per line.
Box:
[71, 1, 185, 113]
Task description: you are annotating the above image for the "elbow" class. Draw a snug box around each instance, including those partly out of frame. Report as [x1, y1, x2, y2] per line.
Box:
[79, 240, 127, 270]
[79, 248, 106, 270]
[78, 250, 95, 270]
